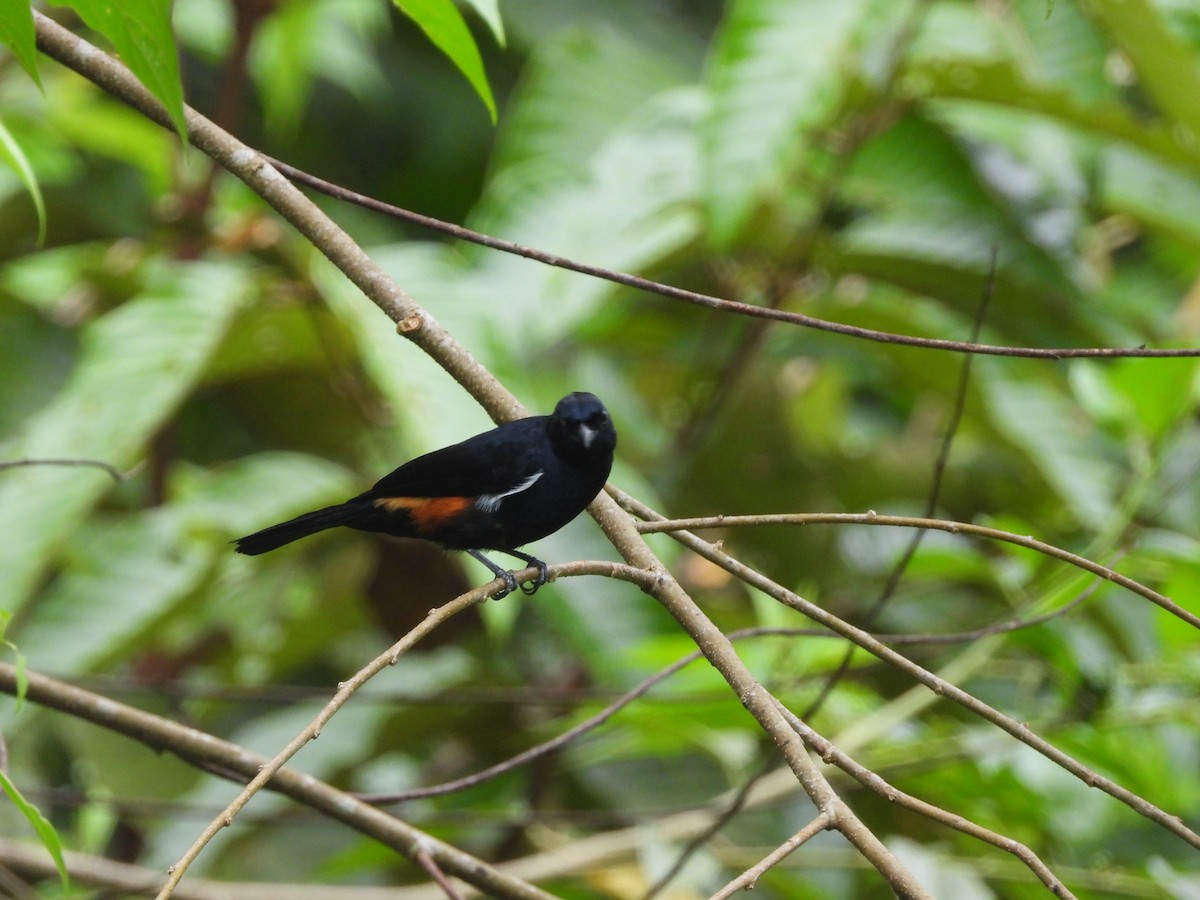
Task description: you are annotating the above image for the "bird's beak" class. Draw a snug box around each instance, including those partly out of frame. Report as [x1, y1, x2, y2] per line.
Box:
[579, 424, 596, 449]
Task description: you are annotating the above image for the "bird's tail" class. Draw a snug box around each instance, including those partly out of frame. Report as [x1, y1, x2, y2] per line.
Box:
[234, 503, 361, 555]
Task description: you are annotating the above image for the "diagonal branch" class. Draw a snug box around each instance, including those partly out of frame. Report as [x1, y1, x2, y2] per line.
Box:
[619, 494, 1200, 850]
[260, 158, 1200, 360]
[0, 661, 553, 900]
[635, 512, 1198, 629]
[709, 812, 834, 900]
[803, 260, 993, 719]
[775, 702, 1077, 898]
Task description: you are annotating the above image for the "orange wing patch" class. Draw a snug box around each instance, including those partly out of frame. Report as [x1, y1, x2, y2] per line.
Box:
[375, 495, 473, 530]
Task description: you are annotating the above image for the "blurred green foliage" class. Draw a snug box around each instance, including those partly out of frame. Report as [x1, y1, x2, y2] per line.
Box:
[2, 0, 1200, 897]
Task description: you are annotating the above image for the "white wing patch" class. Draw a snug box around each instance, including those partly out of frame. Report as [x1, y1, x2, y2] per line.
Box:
[476, 471, 543, 513]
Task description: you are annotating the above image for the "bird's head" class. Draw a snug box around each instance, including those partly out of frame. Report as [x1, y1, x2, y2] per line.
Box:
[548, 392, 617, 461]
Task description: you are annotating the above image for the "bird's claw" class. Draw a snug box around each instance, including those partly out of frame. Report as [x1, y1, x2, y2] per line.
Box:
[490, 570, 519, 600]
[520, 561, 549, 596]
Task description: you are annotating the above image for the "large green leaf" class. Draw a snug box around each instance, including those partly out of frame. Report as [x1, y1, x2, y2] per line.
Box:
[982, 366, 1121, 527]
[0, 117, 46, 247]
[908, 57, 1200, 172]
[13, 513, 206, 673]
[0, 0, 41, 87]
[0, 769, 67, 888]
[393, 0, 497, 122]
[1101, 147, 1200, 246]
[1007, 0, 1113, 105]
[461, 0, 504, 47]
[14, 453, 358, 675]
[250, 0, 389, 139]
[1083, 0, 1200, 140]
[53, 0, 188, 140]
[476, 27, 688, 231]
[833, 114, 1082, 341]
[702, 0, 869, 246]
[0, 262, 246, 613]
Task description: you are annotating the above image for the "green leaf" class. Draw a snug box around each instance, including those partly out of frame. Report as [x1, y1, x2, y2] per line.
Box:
[248, 2, 389, 139]
[52, 0, 188, 141]
[905, 57, 1200, 172]
[0, 0, 42, 87]
[13, 513, 207, 674]
[477, 28, 688, 223]
[1101, 147, 1200, 245]
[460, 0, 504, 47]
[833, 114, 1080, 338]
[982, 366, 1121, 527]
[1084, 0, 1200, 143]
[0, 262, 246, 614]
[1008, 0, 1113, 105]
[703, 0, 869, 246]
[1105, 357, 1200, 440]
[0, 769, 68, 888]
[0, 117, 46, 247]
[393, 0, 497, 123]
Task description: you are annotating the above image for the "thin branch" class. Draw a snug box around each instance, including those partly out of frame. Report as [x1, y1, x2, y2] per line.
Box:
[0, 457, 126, 482]
[803, 251, 994, 719]
[709, 812, 834, 900]
[155, 561, 656, 898]
[62, 596, 1091, 726]
[633, 512, 1198, 630]
[0, 837, 413, 900]
[360, 627, 698, 804]
[640, 750, 777, 900]
[414, 847, 466, 900]
[260, 157, 1200, 360]
[617, 493, 1200, 850]
[363, 586, 1091, 808]
[0, 662, 553, 900]
[775, 702, 1077, 898]
[154, 584, 485, 897]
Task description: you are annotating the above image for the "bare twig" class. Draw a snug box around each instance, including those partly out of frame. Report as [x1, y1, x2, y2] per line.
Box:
[363, 587, 1092, 808]
[414, 846, 466, 900]
[155, 584, 489, 898]
[633, 512, 1198, 629]
[709, 812, 834, 900]
[617, 494, 1200, 850]
[0, 662, 553, 900]
[0, 837, 415, 900]
[157, 560, 658, 898]
[776, 703, 1077, 898]
[260, 158, 1200, 360]
[803, 251, 994, 719]
[640, 750, 776, 900]
[360, 630, 698, 804]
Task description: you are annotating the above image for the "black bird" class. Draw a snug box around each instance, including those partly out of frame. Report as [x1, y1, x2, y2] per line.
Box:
[235, 392, 617, 598]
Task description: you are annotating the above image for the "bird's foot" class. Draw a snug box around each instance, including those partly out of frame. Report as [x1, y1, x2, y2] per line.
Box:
[520, 560, 549, 596]
[486, 570, 518, 600]
[468, 549, 548, 600]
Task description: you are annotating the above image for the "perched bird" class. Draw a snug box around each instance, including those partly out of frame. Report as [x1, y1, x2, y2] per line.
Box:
[235, 392, 617, 598]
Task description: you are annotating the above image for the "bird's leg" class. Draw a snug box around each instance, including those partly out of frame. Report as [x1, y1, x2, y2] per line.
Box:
[467, 549, 518, 599]
[498, 549, 550, 596]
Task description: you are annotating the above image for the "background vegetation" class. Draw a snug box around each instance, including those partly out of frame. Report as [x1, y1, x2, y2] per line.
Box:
[2, 0, 1200, 897]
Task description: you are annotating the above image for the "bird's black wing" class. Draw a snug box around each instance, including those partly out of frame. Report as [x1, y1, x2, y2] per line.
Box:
[364, 417, 547, 500]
